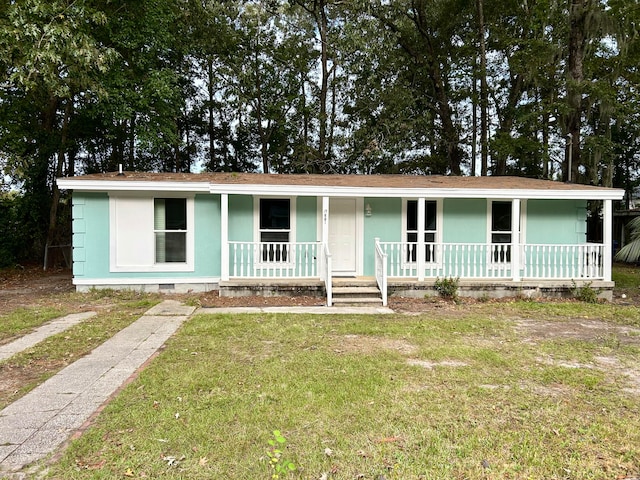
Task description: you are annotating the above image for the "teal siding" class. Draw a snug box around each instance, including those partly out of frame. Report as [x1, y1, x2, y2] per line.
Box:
[228, 195, 253, 241]
[73, 190, 592, 284]
[296, 197, 317, 242]
[75, 193, 221, 280]
[363, 197, 402, 276]
[73, 192, 110, 279]
[194, 194, 221, 277]
[526, 199, 587, 244]
[442, 199, 486, 243]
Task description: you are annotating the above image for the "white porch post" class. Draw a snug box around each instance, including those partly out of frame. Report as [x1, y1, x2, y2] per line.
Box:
[603, 199, 613, 282]
[221, 193, 229, 281]
[417, 197, 425, 281]
[511, 198, 521, 281]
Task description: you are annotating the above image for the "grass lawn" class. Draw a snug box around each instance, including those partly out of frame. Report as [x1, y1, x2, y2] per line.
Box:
[47, 303, 640, 480]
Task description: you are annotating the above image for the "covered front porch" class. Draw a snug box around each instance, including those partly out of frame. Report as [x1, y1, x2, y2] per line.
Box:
[220, 238, 614, 305]
[215, 184, 618, 306]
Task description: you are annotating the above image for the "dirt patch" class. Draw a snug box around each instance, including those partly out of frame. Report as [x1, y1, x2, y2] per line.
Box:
[406, 358, 469, 369]
[196, 290, 325, 308]
[0, 265, 74, 310]
[515, 318, 640, 346]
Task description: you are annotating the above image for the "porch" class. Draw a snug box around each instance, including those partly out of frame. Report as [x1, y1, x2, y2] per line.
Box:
[221, 240, 614, 305]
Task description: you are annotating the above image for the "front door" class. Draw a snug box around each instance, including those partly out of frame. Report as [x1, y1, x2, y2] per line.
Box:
[328, 198, 358, 275]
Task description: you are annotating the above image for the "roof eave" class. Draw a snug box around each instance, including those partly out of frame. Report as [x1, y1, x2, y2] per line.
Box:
[56, 178, 625, 201]
[209, 183, 626, 201]
[56, 179, 211, 193]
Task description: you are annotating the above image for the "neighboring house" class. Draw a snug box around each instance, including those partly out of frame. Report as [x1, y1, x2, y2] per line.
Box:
[57, 172, 625, 304]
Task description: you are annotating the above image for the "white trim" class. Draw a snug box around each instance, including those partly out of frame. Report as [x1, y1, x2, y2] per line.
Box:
[73, 277, 219, 285]
[253, 196, 297, 267]
[109, 194, 195, 273]
[512, 199, 521, 281]
[487, 199, 527, 271]
[221, 193, 229, 281]
[603, 199, 613, 282]
[327, 197, 363, 276]
[58, 179, 210, 193]
[402, 198, 443, 274]
[210, 184, 624, 201]
[321, 196, 329, 245]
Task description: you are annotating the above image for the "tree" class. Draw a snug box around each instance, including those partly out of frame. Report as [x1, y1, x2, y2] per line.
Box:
[615, 217, 640, 263]
[0, 0, 114, 261]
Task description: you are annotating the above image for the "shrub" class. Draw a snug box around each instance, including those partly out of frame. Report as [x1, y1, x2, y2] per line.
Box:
[434, 276, 460, 300]
[572, 281, 600, 304]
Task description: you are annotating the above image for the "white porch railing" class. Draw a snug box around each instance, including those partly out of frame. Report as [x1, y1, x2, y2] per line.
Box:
[229, 241, 321, 278]
[374, 238, 388, 306]
[378, 242, 605, 280]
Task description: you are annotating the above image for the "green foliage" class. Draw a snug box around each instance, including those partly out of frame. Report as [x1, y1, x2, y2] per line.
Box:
[572, 281, 601, 304]
[266, 430, 296, 478]
[0, 193, 25, 267]
[2, 0, 640, 263]
[615, 217, 640, 263]
[434, 276, 460, 300]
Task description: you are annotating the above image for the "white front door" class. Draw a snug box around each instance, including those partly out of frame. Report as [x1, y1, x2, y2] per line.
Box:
[328, 198, 358, 275]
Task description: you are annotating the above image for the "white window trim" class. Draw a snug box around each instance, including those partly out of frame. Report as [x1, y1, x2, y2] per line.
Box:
[486, 199, 527, 268]
[402, 198, 442, 267]
[253, 196, 297, 267]
[109, 193, 195, 273]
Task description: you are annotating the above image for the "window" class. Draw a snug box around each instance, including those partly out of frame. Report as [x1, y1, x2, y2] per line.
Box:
[406, 200, 438, 263]
[109, 195, 194, 273]
[154, 198, 187, 263]
[491, 201, 513, 263]
[259, 198, 290, 262]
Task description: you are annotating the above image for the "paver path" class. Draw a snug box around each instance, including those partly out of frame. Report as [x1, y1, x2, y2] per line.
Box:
[0, 312, 97, 362]
[0, 300, 194, 476]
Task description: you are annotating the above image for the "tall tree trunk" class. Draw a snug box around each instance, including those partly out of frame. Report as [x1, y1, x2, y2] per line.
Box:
[476, 0, 489, 176]
[566, 0, 586, 183]
[317, 0, 329, 171]
[207, 57, 218, 171]
[45, 99, 71, 268]
[128, 114, 136, 170]
[295, 0, 333, 172]
[472, 56, 477, 176]
[300, 71, 310, 170]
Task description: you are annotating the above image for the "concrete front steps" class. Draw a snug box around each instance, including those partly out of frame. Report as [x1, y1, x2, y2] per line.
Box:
[331, 277, 383, 306]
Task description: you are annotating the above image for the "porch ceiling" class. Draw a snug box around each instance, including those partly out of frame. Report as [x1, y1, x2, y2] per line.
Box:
[57, 172, 625, 201]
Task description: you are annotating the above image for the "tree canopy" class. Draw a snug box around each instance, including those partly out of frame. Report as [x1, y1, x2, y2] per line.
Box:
[2, 0, 640, 264]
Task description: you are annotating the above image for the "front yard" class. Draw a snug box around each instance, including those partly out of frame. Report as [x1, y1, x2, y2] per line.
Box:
[1, 264, 639, 479]
[48, 303, 640, 479]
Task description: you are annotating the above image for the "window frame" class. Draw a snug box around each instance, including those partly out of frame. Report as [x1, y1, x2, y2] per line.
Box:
[486, 199, 527, 266]
[402, 198, 442, 266]
[154, 198, 188, 264]
[109, 193, 195, 273]
[254, 196, 296, 266]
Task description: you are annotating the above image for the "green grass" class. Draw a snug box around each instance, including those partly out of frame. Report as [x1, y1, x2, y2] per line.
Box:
[0, 306, 66, 342]
[46, 311, 640, 480]
[613, 263, 640, 289]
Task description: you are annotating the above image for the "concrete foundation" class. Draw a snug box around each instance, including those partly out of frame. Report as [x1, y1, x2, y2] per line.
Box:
[76, 278, 615, 302]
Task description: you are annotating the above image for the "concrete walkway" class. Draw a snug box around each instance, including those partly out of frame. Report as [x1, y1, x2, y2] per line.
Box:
[0, 300, 195, 476]
[198, 305, 394, 314]
[0, 312, 97, 362]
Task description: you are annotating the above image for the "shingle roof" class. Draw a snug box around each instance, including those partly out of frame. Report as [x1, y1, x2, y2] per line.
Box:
[61, 171, 618, 192]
